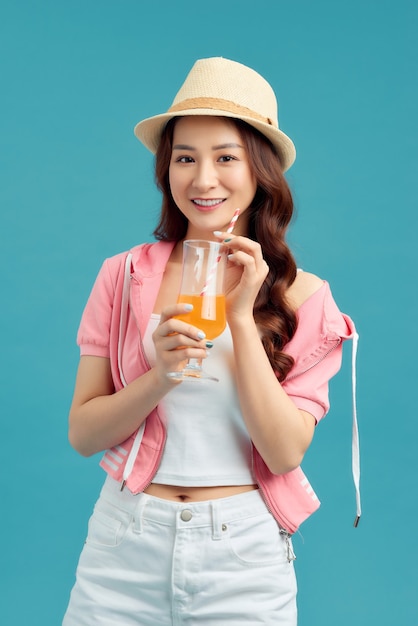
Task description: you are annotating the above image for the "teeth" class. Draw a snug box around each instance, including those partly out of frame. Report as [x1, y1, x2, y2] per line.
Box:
[193, 199, 223, 207]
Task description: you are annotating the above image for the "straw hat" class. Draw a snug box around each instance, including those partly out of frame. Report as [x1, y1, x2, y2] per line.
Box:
[134, 57, 296, 171]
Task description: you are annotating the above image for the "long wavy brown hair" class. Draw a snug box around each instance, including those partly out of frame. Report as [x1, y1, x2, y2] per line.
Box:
[154, 117, 298, 380]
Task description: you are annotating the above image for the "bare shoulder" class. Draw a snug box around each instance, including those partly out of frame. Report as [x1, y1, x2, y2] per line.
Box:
[286, 271, 325, 311]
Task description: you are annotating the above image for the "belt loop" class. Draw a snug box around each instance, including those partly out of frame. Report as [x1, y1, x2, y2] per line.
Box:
[133, 494, 148, 534]
[211, 501, 223, 540]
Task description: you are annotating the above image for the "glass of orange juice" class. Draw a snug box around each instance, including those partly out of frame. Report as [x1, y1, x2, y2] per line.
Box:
[168, 239, 227, 382]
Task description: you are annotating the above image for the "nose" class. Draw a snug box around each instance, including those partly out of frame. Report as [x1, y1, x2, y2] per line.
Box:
[192, 160, 218, 191]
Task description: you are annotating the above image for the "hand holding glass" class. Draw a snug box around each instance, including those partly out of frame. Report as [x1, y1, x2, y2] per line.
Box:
[167, 240, 227, 382]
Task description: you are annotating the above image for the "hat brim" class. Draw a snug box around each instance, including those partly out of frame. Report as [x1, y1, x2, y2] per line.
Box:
[134, 109, 296, 172]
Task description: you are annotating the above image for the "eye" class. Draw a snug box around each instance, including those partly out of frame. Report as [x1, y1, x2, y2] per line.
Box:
[176, 156, 195, 163]
[218, 155, 237, 163]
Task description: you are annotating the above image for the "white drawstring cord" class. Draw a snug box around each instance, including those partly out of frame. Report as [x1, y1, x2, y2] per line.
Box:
[117, 253, 146, 490]
[117, 253, 132, 388]
[351, 331, 361, 526]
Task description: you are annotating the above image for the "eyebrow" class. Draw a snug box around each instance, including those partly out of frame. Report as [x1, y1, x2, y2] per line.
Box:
[172, 143, 245, 151]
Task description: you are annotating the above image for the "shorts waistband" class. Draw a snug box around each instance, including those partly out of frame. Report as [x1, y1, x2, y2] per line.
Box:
[100, 476, 270, 530]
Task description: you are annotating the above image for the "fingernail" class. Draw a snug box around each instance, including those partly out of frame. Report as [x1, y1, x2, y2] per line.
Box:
[205, 341, 214, 349]
[223, 238, 232, 243]
[213, 230, 222, 236]
[184, 304, 193, 311]
[197, 330, 206, 340]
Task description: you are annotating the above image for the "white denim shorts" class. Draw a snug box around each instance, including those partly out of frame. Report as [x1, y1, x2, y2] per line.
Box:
[63, 476, 297, 625]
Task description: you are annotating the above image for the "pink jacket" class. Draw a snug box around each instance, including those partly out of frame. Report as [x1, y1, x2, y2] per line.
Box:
[77, 241, 357, 533]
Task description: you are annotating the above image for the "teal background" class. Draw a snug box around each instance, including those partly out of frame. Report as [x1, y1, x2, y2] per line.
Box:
[1, 0, 417, 624]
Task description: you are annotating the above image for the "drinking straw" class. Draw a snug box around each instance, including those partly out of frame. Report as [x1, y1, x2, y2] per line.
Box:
[226, 208, 240, 233]
[200, 208, 240, 296]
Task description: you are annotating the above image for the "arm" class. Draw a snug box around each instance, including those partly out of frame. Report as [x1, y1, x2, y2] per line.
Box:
[217, 233, 322, 475]
[68, 304, 209, 457]
[230, 317, 316, 475]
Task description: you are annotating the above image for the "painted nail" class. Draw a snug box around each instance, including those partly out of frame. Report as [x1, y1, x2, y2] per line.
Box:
[213, 230, 222, 236]
[205, 341, 214, 349]
[197, 330, 206, 340]
[223, 238, 232, 243]
[184, 304, 193, 311]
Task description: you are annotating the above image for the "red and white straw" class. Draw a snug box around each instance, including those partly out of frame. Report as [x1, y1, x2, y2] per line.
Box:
[226, 208, 240, 233]
[200, 209, 240, 296]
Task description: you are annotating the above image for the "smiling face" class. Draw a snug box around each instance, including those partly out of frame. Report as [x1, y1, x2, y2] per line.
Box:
[168, 116, 257, 239]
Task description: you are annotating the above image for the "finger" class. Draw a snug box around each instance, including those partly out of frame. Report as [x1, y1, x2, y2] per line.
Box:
[159, 346, 208, 371]
[213, 232, 261, 265]
[213, 231, 236, 244]
[157, 317, 207, 342]
[226, 249, 257, 268]
[226, 249, 269, 281]
[227, 236, 262, 255]
[158, 346, 209, 384]
[225, 239, 265, 268]
[169, 346, 209, 361]
[215, 234, 263, 260]
[154, 330, 208, 354]
[159, 302, 194, 324]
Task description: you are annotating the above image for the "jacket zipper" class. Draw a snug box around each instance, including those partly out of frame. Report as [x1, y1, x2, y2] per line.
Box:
[120, 275, 167, 493]
[253, 457, 298, 534]
[285, 337, 341, 382]
[253, 464, 297, 558]
[279, 528, 297, 562]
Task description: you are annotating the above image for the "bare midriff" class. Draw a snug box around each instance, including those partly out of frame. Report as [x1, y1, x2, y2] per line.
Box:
[143, 483, 258, 502]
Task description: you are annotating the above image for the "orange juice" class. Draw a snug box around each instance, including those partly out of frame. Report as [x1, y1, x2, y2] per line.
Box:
[177, 294, 226, 339]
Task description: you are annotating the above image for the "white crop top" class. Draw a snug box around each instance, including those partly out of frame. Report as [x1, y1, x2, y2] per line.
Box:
[142, 315, 254, 486]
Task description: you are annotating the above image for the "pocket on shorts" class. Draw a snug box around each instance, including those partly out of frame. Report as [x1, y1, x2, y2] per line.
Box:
[225, 513, 289, 566]
[85, 501, 131, 548]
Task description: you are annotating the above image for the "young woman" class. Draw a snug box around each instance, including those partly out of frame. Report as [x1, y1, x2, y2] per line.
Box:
[63, 57, 358, 625]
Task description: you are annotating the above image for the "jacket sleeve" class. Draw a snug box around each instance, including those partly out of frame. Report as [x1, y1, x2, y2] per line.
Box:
[281, 282, 356, 424]
[76, 254, 124, 357]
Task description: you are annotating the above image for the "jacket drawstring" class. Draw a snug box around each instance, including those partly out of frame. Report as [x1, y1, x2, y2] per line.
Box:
[351, 331, 361, 526]
[117, 253, 147, 491]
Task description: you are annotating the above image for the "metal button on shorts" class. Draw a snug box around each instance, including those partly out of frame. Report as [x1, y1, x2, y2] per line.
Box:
[180, 509, 193, 522]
